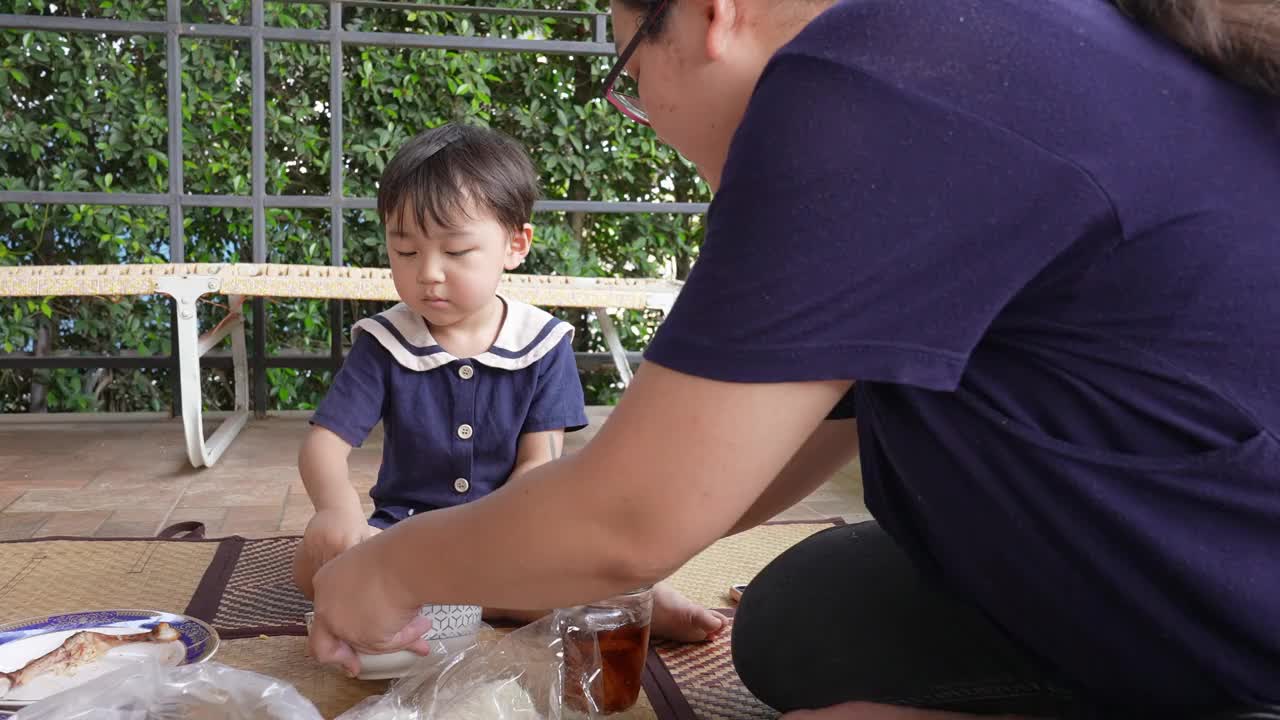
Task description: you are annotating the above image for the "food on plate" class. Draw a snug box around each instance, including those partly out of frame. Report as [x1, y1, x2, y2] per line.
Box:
[0, 622, 180, 699]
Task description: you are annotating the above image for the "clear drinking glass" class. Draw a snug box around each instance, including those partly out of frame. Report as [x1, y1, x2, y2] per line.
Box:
[559, 586, 654, 714]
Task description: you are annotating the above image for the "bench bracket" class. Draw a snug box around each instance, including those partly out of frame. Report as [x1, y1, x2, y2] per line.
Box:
[156, 274, 250, 468]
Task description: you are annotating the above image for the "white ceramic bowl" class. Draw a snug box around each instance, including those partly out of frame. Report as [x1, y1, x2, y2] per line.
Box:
[305, 604, 482, 680]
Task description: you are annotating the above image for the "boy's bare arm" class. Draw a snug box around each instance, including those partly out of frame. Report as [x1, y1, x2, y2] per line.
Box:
[507, 429, 565, 483]
[294, 426, 367, 598]
[299, 426, 361, 515]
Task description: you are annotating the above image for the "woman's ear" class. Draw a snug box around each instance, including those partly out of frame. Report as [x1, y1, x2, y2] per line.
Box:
[505, 224, 534, 270]
[704, 0, 739, 60]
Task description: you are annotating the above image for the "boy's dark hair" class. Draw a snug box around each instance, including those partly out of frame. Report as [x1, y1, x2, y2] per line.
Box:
[377, 123, 540, 234]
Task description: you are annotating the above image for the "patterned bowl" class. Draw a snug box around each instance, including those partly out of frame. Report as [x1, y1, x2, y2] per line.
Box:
[419, 604, 483, 640]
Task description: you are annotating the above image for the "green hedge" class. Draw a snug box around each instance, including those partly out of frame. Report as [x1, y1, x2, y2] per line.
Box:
[0, 0, 710, 412]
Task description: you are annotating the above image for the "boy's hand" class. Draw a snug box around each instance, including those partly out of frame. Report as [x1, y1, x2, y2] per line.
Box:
[301, 508, 372, 572]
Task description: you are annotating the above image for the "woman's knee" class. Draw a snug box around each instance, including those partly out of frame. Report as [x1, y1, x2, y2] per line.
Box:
[731, 523, 883, 710]
[730, 567, 788, 708]
[730, 522, 1084, 717]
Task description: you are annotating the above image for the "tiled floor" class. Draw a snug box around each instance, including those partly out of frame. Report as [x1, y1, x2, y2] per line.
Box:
[0, 408, 869, 540]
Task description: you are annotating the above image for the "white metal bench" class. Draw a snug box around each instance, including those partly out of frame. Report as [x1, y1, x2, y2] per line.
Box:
[1, 263, 681, 468]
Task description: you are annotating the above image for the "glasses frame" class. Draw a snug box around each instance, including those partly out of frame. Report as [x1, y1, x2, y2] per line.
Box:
[601, 0, 671, 126]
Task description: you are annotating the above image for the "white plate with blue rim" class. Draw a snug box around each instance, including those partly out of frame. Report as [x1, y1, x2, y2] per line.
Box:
[0, 609, 219, 710]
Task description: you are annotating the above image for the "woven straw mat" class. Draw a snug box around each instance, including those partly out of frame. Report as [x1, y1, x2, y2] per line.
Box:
[666, 522, 835, 609]
[0, 539, 218, 620]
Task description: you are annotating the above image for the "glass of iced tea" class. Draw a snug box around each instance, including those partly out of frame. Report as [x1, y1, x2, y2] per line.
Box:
[559, 586, 654, 715]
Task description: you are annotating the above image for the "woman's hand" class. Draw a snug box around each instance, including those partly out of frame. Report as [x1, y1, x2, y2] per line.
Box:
[306, 533, 432, 676]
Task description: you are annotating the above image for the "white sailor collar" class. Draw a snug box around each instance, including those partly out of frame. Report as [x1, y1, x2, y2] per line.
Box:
[352, 297, 574, 372]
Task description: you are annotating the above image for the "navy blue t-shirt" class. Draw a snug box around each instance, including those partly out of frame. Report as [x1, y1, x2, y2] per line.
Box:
[646, 0, 1280, 711]
[312, 299, 588, 527]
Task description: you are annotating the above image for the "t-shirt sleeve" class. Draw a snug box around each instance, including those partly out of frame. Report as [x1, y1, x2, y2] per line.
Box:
[310, 331, 389, 447]
[522, 333, 589, 434]
[645, 53, 1116, 392]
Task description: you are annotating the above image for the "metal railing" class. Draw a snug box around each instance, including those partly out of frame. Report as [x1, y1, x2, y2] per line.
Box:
[0, 0, 708, 414]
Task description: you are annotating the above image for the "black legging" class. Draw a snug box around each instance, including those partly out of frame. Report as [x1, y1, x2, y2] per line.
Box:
[730, 522, 1279, 720]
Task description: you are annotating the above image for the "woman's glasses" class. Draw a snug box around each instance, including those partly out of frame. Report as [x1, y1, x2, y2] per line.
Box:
[601, 0, 670, 126]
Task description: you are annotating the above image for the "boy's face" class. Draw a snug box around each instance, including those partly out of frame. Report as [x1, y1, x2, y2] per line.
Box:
[385, 201, 531, 329]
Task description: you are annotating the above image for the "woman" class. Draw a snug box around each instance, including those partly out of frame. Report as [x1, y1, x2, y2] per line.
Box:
[308, 0, 1280, 717]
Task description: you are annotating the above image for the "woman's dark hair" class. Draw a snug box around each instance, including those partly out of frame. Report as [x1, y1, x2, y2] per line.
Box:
[617, 0, 671, 35]
[377, 123, 540, 234]
[1114, 1, 1279, 96]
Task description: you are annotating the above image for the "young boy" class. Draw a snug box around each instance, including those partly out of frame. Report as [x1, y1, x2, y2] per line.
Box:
[292, 123, 724, 642]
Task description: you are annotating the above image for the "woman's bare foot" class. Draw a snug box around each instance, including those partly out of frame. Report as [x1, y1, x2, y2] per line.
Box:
[784, 702, 1035, 720]
[650, 582, 727, 642]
